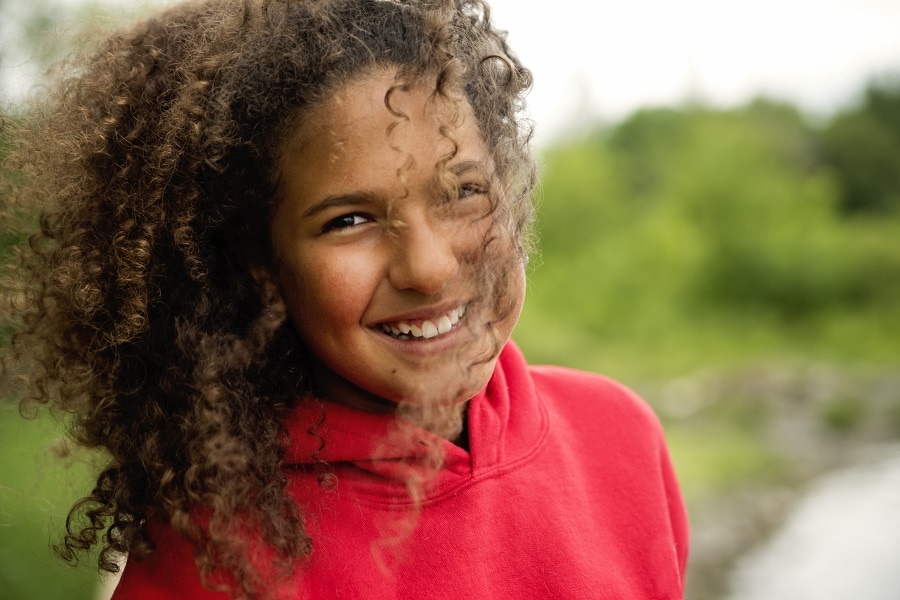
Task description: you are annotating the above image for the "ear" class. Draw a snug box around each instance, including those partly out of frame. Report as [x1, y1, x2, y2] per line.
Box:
[248, 262, 285, 309]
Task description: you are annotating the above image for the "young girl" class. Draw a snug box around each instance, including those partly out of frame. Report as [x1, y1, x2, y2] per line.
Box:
[1, 0, 688, 598]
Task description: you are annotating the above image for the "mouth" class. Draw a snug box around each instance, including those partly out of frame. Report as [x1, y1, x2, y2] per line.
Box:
[377, 304, 467, 341]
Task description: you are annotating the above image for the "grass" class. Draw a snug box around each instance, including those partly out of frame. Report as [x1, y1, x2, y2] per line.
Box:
[0, 404, 103, 600]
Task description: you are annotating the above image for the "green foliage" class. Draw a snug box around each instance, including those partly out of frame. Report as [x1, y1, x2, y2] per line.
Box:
[518, 84, 900, 381]
[820, 396, 866, 434]
[0, 407, 100, 600]
[665, 424, 787, 503]
[820, 77, 900, 214]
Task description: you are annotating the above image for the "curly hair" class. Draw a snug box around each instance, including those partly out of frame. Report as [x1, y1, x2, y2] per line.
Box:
[1, 0, 534, 596]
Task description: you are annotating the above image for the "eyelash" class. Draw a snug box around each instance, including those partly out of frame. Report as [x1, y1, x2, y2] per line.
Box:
[461, 182, 482, 194]
[322, 213, 371, 233]
[321, 183, 487, 233]
[456, 182, 488, 201]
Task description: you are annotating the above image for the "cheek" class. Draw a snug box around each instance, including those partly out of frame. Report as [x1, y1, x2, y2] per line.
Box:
[498, 263, 526, 336]
[277, 249, 377, 334]
[479, 224, 527, 312]
[510, 265, 526, 315]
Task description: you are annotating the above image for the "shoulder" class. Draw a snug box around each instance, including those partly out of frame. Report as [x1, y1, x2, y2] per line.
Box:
[531, 367, 691, 592]
[111, 519, 224, 600]
[495, 341, 664, 442]
[528, 364, 664, 440]
[529, 364, 651, 413]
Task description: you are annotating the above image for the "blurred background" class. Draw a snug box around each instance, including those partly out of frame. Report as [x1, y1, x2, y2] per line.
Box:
[2, 1, 899, 599]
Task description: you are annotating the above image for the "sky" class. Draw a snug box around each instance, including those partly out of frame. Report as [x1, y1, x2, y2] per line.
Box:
[487, 0, 900, 144]
[3, 0, 900, 146]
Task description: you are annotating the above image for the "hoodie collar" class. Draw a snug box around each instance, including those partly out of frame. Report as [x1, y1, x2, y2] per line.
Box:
[283, 342, 548, 491]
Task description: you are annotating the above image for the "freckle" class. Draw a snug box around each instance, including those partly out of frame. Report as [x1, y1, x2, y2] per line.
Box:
[391, 369, 397, 375]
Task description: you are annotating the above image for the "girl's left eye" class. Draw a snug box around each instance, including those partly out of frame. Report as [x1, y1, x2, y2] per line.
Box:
[459, 183, 487, 199]
[322, 213, 371, 233]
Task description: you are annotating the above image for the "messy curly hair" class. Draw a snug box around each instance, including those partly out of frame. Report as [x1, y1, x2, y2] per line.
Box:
[1, 0, 534, 596]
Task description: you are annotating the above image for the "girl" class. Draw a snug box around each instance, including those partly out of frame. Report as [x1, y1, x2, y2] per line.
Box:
[1, 0, 688, 598]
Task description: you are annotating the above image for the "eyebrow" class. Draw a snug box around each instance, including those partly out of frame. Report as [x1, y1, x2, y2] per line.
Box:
[301, 193, 375, 219]
[300, 159, 492, 219]
[448, 159, 491, 177]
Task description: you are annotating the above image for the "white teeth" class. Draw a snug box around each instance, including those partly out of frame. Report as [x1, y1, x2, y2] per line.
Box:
[379, 304, 466, 340]
[437, 315, 452, 334]
[421, 321, 438, 338]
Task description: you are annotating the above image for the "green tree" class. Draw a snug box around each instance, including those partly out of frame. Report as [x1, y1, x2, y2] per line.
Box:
[518, 89, 900, 379]
[820, 77, 900, 215]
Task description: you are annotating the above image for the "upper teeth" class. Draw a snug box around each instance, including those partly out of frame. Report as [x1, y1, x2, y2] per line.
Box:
[379, 305, 466, 340]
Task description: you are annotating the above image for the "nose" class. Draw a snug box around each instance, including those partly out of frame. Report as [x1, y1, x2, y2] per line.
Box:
[388, 214, 459, 295]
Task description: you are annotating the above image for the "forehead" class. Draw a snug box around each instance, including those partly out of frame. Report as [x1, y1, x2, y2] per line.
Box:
[283, 70, 488, 173]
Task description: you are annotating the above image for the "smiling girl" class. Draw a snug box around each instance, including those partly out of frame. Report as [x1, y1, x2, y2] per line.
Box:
[1, 0, 688, 598]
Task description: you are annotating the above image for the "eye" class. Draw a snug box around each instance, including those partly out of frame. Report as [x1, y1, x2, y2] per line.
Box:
[459, 182, 488, 199]
[322, 213, 371, 233]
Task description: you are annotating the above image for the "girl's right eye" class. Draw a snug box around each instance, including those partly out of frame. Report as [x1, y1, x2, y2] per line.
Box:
[322, 213, 371, 233]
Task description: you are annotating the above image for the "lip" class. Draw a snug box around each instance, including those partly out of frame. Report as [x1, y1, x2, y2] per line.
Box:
[370, 318, 469, 356]
[370, 300, 468, 327]
[365, 300, 471, 354]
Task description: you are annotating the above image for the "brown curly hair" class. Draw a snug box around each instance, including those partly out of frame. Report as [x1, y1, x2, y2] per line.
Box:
[1, 0, 534, 596]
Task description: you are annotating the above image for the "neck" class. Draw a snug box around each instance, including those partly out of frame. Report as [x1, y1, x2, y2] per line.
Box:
[308, 357, 470, 443]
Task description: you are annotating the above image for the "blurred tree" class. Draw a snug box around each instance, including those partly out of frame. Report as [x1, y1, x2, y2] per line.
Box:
[520, 88, 900, 377]
[820, 77, 900, 215]
[606, 107, 689, 201]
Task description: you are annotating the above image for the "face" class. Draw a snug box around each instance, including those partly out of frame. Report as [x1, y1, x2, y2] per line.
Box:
[264, 70, 525, 410]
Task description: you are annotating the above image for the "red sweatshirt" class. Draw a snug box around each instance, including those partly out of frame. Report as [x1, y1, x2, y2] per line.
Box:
[112, 342, 689, 599]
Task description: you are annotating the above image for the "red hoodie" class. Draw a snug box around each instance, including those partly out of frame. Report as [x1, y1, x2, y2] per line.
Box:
[112, 342, 689, 599]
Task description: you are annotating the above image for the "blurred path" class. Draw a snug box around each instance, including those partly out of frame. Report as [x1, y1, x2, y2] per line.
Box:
[727, 446, 900, 600]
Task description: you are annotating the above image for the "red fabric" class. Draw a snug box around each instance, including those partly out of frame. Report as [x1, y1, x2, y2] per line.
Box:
[112, 342, 689, 599]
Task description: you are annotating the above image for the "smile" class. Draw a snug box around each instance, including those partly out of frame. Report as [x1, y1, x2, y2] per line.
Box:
[377, 304, 466, 340]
